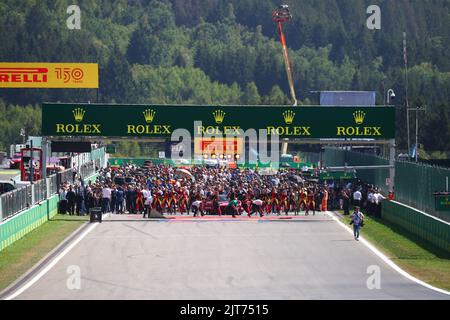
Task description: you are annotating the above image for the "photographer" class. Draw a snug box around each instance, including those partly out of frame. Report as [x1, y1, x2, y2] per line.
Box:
[350, 206, 365, 241]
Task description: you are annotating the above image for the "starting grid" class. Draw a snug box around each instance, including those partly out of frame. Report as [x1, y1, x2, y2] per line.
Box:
[104, 213, 335, 223]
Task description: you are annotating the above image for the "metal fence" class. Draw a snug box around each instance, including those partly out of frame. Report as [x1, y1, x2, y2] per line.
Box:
[0, 185, 33, 221]
[323, 148, 390, 194]
[0, 162, 97, 221]
[395, 161, 450, 222]
[322, 148, 450, 222]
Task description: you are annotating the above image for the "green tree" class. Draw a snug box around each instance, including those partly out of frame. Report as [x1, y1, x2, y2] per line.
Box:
[128, 141, 141, 158]
[267, 85, 288, 105]
[101, 49, 135, 103]
[242, 82, 261, 105]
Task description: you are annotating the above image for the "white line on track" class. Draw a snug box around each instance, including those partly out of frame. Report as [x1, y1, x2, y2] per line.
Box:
[3, 218, 105, 300]
[326, 211, 450, 296]
[5, 212, 449, 299]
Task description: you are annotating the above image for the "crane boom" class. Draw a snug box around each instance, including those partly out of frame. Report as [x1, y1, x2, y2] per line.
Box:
[273, 5, 297, 106]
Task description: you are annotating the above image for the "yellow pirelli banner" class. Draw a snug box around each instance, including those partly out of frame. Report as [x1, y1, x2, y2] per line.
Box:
[0, 63, 98, 88]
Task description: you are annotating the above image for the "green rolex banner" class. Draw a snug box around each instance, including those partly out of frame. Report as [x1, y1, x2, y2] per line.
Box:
[41, 103, 395, 139]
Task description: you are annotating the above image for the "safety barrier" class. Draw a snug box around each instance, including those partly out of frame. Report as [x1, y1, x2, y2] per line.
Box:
[0, 195, 59, 252]
[0, 169, 100, 252]
[0, 162, 97, 221]
[382, 200, 450, 254]
[0, 147, 106, 221]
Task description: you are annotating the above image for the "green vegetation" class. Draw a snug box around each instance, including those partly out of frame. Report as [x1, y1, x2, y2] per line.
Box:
[0, 214, 88, 292]
[0, 0, 449, 153]
[339, 211, 450, 291]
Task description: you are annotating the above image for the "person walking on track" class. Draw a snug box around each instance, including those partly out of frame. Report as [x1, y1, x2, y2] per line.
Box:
[350, 206, 365, 241]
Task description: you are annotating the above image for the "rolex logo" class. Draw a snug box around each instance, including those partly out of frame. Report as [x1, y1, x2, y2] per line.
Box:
[72, 108, 85, 123]
[283, 110, 296, 125]
[143, 109, 156, 123]
[353, 110, 366, 125]
[213, 110, 226, 124]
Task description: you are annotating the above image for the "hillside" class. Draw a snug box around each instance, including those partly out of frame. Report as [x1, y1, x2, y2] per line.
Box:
[0, 0, 449, 153]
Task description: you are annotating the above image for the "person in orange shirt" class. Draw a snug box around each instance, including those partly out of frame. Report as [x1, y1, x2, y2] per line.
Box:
[297, 188, 307, 214]
[321, 187, 328, 212]
[167, 191, 177, 214]
[306, 188, 315, 216]
[269, 188, 279, 215]
[279, 189, 289, 215]
[179, 188, 189, 215]
[135, 187, 145, 214]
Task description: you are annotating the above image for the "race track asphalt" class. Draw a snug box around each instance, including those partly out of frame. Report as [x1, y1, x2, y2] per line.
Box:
[6, 212, 450, 300]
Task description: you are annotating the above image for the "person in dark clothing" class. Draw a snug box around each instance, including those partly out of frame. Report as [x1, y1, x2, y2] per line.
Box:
[130, 187, 137, 214]
[72, 163, 78, 184]
[66, 186, 76, 216]
[75, 186, 84, 216]
[188, 192, 196, 215]
[85, 189, 95, 214]
[342, 189, 350, 215]
[116, 187, 125, 214]
[110, 188, 117, 214]
[126, 187, 136, 214]
[317, 189, 323, 212]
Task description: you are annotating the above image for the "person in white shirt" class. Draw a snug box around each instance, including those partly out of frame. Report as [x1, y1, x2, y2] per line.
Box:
[191, 200, 204, 217]
[72, 163, 78, 183]
[373, 190, 385, 218]
[367, 189, 374, 216]
[59, 186, 68, 214]
[101, 186, 112, 213]
[248, 199, 264, 218]
[143, 187, 153, 218]
[353, 189, 362, 207]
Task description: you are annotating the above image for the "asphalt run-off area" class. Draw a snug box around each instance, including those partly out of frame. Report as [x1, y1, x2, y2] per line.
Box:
[3, 212, 449, 300]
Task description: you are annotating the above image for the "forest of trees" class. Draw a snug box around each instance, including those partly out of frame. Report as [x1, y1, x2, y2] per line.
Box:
[0, 0, 449, 155]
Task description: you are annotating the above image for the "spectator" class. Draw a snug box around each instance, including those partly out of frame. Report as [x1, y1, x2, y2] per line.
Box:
[143, 187, 153, 218]
[353, 189, 362, 208]
[341, 189, 350, 215]
[373, 189, 385, 218]
[75, 185, 84, 216]
[101, 185, 112, 214]
[367, 188, 375, 216]
[58, 185, 68, 214]
[72, 163, 78, 184]
[116, 187, 125, 214]
[110, 187, 117, 214]
[66, 186, 76, 215]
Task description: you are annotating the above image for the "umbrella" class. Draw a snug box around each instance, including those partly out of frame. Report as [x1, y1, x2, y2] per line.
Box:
[175, 168, 195, 182]
[289, 175, 304, 184]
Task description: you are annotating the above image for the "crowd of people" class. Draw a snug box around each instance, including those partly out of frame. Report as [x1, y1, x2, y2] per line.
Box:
[58, 162, 386, 219]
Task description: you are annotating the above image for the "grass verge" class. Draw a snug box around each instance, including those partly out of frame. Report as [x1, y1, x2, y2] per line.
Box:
[0, 214, 88, 292]
[337, 210, 450, 291]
